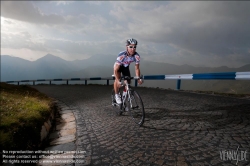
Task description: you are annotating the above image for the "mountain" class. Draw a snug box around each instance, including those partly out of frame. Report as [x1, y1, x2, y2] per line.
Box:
[62, 66, 113, 78]
[1, 54, 250, 94]
[1, 54, 79, 81]
[33, 54, 82, 79]
[1, 55, 36, 81]
[71, 54, 115, 69]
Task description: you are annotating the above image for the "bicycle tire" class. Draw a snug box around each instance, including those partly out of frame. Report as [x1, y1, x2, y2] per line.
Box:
[128, 90, 145, 126]
[111, 89, 123, 115]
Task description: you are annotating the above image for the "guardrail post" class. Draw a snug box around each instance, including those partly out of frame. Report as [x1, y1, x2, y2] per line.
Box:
[33, 81, 35, 85]
[135, 79, 138, 87]
[85, 80, 87, 85]
[176, 79, 181, 90]
[107, 80, 109, 86]
[50, 81, 51, 85]
[67, 80, 68, 85]
[18, 82, 19, 85]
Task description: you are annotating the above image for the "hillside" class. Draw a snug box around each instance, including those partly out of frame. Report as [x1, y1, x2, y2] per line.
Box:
[1, 54, 250, 94]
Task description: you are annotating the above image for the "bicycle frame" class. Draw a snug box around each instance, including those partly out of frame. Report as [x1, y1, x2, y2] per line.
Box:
[111, 75, 145, 126]
[112, 75, 138, 105]
[119, 76, 141, 111]
[121, 82, 131, 110]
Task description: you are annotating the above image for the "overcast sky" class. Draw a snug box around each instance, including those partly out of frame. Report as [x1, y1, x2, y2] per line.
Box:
[1, 1, 250, 67]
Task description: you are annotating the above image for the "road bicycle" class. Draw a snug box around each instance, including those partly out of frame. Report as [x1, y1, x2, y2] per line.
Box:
[111, 75, 145, 126]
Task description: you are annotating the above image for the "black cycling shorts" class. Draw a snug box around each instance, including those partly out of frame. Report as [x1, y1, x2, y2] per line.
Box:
[118, 65, 131, 77]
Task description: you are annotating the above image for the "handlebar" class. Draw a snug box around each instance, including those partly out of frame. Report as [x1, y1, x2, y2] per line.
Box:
[112, 75, 143, 80]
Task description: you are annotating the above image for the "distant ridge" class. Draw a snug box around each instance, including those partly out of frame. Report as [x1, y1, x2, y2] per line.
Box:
[35, 54, 69, 62]
[1, 54, 250, 94]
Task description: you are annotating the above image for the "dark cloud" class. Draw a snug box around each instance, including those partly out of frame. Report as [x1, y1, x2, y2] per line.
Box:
[168, 2, 250, 56]
[1, 1, 249, 67]
[1, 1, 67, 25]
[112, 1, 250, 67]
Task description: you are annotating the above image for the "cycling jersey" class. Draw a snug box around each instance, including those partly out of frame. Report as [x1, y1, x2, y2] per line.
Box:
[114, 51, 140, 67]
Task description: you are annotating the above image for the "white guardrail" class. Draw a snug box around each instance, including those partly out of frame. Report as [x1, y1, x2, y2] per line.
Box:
[5, 71, 250, 90]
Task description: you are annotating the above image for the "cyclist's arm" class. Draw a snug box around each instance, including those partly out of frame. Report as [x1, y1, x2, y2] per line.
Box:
[135, 64, 143, 85]
[135, 64, 141, 78]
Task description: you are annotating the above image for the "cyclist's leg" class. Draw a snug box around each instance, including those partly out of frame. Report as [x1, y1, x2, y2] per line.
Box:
[114, 64, 122, 94]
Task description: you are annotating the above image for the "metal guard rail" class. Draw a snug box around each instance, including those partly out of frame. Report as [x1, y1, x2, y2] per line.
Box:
[5, 71, 250, 90]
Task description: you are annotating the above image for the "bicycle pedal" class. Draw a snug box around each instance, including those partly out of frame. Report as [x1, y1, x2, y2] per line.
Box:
[113, 103, 121, 107]
[125, 107, 129, 112]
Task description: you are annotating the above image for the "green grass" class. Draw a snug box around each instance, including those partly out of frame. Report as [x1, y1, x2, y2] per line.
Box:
[0, 83, 54, 150]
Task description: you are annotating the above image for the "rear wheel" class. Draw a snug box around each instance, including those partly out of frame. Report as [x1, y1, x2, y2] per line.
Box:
[111, 89, 123, 115]
[128, 90, 145, 126]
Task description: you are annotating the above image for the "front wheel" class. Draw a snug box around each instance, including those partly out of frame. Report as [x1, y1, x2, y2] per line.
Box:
[128, 90, 145, 126]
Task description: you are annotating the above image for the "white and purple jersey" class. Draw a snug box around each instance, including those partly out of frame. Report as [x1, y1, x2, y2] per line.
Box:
[114, 51, 140, 67]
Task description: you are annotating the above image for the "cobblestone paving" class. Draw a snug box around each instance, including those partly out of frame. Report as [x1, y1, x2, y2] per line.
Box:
[33, 85, 250, 166]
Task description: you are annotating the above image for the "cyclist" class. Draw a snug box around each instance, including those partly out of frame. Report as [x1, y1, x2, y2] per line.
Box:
[113, 38, 143, 104]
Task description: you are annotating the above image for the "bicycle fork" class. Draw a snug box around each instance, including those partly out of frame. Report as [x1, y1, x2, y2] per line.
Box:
[127, 90, 139, 110]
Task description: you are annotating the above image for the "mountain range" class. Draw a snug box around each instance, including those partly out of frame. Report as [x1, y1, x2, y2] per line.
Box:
[1, 54, 250, 94]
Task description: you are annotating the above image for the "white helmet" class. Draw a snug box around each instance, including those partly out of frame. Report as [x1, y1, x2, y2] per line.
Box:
[126, 38, 138, 46]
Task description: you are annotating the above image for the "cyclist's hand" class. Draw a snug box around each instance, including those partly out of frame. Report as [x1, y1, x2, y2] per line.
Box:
[138, 79, 143, 85]
[118, 83, 123, 88]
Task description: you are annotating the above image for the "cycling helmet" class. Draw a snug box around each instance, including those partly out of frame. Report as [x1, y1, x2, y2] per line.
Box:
[126, 38, 138, 46]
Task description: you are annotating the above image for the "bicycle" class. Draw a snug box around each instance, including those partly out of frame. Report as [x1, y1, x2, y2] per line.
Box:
[111, 75, 145, 126]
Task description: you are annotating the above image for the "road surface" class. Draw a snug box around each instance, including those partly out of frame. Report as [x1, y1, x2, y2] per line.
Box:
[33, 85, 250, 166]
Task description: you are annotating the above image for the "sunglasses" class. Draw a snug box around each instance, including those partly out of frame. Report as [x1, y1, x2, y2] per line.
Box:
[127, 46, 137, 49]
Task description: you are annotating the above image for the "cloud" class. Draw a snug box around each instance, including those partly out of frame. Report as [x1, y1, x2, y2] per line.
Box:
[43, 38, 124, 59]
[1, 30, 48, 52]
[111, 1, 250, 57]
[1, 16, 123, 62]
[85, 1, 103, 6]
[1, 1, 249, 67]
[1, 1, 74, 25]
[1, 1, 122, 36]
[53, 1, 75, 6]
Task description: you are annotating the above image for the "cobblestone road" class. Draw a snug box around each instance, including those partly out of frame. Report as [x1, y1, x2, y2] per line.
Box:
[33, 85, 250, 166]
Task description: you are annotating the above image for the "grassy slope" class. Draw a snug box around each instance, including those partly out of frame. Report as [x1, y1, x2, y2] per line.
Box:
[0, 83, 54, 150]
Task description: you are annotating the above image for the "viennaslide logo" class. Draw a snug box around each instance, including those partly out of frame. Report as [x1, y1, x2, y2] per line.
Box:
[220, 146, 248, 165]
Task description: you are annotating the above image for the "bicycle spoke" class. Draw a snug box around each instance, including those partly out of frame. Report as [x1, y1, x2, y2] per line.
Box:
[129, 90, 145, 126]
[111, 75, 145, 126]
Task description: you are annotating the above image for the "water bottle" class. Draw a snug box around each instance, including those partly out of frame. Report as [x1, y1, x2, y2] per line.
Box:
[122, 89, 126, 99]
